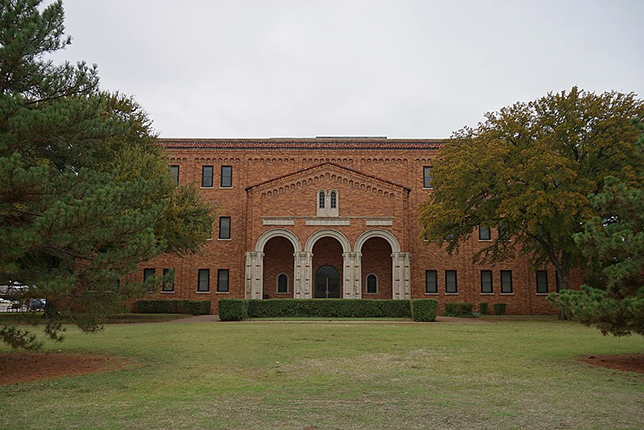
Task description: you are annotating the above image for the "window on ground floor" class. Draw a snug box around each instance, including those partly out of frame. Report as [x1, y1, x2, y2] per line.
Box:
[143, 268, 155, 281]
[501, 270, 513, 293]
[445, 270, 457, 294]
[536, 270, 548, 294]
[162, 268, 174, 292]
[198, 269, 210, 292]
[480, 270, 493, 294]
[277, 273, 288, 293]
[217, 269, 229, 292]
[425, 270, 438, 294]
[366, 274, 378, 294]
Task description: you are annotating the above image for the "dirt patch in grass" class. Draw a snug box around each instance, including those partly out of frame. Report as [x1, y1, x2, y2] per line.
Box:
[579, 353, 644, 374]
[0, 352, 131, 385]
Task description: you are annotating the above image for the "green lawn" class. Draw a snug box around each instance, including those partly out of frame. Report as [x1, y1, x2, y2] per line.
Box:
[1, 317, 643, 430]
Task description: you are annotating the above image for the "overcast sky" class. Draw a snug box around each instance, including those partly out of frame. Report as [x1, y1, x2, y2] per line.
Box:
[51, 0, 643, 139]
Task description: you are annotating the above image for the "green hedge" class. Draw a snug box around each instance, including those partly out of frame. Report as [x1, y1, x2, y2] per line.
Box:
[494, 303, 507, 315]
[246, 299, 411, 318]
[479, 302, 489, 315]
[444, 302, 474, 317]
[411, 299, 437, 322]
[134, 300, 211, 315]
[218, 299, 248, 321]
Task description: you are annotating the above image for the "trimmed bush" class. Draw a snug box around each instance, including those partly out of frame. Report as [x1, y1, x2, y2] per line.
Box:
[411, 299, 437, 322]
[247, 299, 411, 318]
[218, 299, 248, 321]
[494, 303, 507, 315]
[134, 300, 211, 315]
[444, 302, 474, 317]
[479, 302, 489, 315]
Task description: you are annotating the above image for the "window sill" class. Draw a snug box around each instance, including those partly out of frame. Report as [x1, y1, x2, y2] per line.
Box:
[422, 187, 434, 190]
[478, 239, 492, 242]
[445, 293, 459, 295]
[217, 238, 231, 241]
[200, 186, 214, 189]
[216, 291, 230, 294]
[535, 293, 549, 296]
[161, 291, 175, 294]
[196, 291, 210, 294]
[500, 292, 514, 295]
[219, 186, 233, 189]
[480, 293, 495, 295]
[424, 292, 439, 295]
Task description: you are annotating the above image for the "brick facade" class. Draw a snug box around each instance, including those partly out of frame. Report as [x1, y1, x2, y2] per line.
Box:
[138, 138, 582, 314]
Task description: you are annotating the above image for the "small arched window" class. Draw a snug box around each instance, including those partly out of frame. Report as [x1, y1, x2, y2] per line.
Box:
[330, 191, 337, 209]
[319, 190, 325, 209]
[277, 274, 288, 293]
[366, 274, 378, 294]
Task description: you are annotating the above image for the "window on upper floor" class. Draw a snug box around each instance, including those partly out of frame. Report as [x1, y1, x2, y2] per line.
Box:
[202, 166, 214, 188]
[169, 166, 179, 185]
[221, 166, 232, 188]
[219, 217, 231, 240]
[423, 166, 433, 189]
[319, 190, 325, 209]
[479, 225, 491, 241]
[330, 191, 337, 209]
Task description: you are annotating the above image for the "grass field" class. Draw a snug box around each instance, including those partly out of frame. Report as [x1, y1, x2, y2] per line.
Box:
[1, 316, 643, 429]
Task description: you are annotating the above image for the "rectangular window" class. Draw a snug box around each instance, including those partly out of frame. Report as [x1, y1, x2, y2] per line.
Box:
[169, 165, 179, 185]
[217, 269, 229, 292]
[479, 225, 491, 241]
[481, 270, 493, 294]
[425, 270, 438, 294]
[536, 270, 548, 294]
[219, 217, 231, 239]
[197, 269, 210, 292]
[202, 165, 213, 187]
[162, 268, 174, 292]
[498, 222, 510, 241]
[555, 270, 560, 293]
[445, 270, 457, 294]
[220, 166, 232, 188]
[501, 270, 513, 293]
[423, 166, 433, 188]
[143, 268, 155, 283]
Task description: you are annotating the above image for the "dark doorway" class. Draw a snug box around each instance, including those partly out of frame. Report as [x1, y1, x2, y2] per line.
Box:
[315, 265, 340, 298]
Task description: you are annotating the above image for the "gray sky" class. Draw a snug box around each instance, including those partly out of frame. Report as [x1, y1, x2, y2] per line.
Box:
[52, 0, 644, 139]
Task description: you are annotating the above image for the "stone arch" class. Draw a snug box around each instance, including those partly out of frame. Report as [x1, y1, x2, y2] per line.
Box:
[304, 229, 351, 254]
[354, 229, 401, 253]
[255, 228, 302, 253]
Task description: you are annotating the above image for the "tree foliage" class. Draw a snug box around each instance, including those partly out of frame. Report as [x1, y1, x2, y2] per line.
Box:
[0, 0, 215, 348]
[419, 87, 644, 292]
[550, 118, 644, 336]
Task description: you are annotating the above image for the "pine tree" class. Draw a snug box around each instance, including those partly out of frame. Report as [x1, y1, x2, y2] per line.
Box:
[0, 0, 214, 349]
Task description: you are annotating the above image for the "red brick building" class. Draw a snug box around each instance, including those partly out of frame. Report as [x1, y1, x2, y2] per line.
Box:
[141, 137, 580, 314]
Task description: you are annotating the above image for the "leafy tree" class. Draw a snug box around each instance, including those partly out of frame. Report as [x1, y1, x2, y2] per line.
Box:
[0, 0, 214, 349]
[549, 118, 644, 335]
[420, 87, 644, 297]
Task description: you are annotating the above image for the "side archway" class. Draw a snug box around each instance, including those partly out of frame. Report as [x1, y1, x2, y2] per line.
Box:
[255, 228, 302, 253]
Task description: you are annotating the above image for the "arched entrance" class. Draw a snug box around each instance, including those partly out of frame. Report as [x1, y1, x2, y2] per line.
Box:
[315, 265, 340, 298]
[262, 236, 294, 299]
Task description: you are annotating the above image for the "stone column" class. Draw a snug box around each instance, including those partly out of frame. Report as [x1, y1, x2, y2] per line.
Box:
[354, 252, 362, 299]
[244, 251, 264, 299]
[391, 252, 411, 300]
[294, 251, 313, 299]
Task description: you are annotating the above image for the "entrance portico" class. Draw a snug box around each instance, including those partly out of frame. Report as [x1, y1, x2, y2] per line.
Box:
[246, 228, 410, 300]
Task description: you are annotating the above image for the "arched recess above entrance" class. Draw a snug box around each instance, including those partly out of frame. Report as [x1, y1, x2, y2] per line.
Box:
[304, 229, 352, 254]
[255, 228, 302, 253]
[354, 229, 401, 254]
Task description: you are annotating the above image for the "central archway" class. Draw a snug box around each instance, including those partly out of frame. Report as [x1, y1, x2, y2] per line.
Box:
[315, 265, 340, 298]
